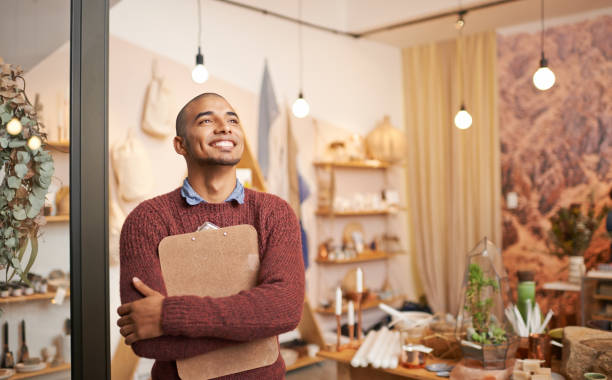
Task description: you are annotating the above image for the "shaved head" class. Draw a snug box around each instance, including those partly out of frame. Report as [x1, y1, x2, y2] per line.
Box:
[175, 92, 226, 137]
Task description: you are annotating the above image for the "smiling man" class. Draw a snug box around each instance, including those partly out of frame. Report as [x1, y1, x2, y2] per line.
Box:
[117, 93, 305, 379]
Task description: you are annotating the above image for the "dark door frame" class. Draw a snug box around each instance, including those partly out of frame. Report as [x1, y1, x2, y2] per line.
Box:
[70, 0, 110, 378]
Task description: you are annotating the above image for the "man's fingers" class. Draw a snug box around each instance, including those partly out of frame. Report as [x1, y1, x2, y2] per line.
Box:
[117, 303, 131, 316]
[132, 277, 159, 297]
[124, 332, 139, 346]
[117, 315, 132, 327]
[119, 324, 135, 338]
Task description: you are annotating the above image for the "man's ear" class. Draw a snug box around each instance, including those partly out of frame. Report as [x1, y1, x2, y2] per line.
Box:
[173, 136, 187, 156]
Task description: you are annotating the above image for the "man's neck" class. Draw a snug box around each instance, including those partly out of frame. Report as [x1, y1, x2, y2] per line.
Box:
[186, 165, 237, 204]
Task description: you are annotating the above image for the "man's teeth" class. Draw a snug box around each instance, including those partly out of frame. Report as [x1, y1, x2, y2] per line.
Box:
[214, 141, 234, 148]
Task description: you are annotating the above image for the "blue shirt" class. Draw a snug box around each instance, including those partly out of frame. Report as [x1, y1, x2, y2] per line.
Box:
[180, 178, 245, 205]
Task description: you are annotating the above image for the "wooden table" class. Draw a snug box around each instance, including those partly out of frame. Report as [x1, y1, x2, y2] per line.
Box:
[317, 349, 455, 380]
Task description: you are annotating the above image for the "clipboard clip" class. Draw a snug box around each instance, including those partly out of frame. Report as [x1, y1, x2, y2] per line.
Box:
[197, 221, 220, 232]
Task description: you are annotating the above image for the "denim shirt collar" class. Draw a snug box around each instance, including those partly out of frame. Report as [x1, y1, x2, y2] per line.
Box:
[180, 178, 245, 205]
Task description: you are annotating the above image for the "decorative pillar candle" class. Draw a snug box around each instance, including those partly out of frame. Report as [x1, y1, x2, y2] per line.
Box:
[335, 287, 342, 315]
[348, 301, 355, 325]
[356, 268, 363, 293]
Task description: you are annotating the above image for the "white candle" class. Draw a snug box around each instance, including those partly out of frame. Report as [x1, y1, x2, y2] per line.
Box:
[348, 301, 355, 325]
[356, 268, 363, 293]
[335, 287, 342, 315]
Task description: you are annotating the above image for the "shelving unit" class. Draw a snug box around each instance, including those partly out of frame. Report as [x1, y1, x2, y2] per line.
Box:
[9, 363, 70, 379]
[581, 271, 612, 325]
[316, 295, 403, 315]
[313, 160, 405, 323]
[0, 291, 70, 305]
[315, 209, 394, 217]
[316, 250, 390, 265]
[44, 215, 69, 223]
[313, 160, 390, 169]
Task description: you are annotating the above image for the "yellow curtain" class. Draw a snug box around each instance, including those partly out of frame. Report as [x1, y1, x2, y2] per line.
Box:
[402, 30, 501, 314]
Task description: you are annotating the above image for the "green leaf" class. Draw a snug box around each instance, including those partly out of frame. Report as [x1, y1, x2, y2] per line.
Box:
[4, 189, 15, 202]
[37, 175, 51, 187]
[14, 163, 27, 178]
[17, 151, 30, 164]
[7, 176, 20, 189]
[5, 237, 16, 248]
[0, 137, 8, 148]
[0, 112, 12, 124]
[3, 227, 13, 238]
[40, 161, 54, 172]
[31, 186, 46, 199]
[12, 208, 26, 220]
[8, 140, 26, 148]
[26, 205, 40, 219]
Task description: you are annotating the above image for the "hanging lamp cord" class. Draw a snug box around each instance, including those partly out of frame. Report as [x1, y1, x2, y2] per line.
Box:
[540, 0, 545, 59]
[458, 0, 466, 108]
[197, 0, 203, 50]
[298, 0, 304, 93]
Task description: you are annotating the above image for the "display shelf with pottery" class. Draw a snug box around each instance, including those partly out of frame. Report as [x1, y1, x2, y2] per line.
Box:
[0, 291, 70, 305]
[45, 141, 70, 152]
[315, 208, 399, 217]
[43, 215, 69, 223]
[0, 369, 13, 380]
[313, 160, 390, 169]
[316, 250, 390, 265]
[10, 362, 70, 379]
[316, 295, 403, 315]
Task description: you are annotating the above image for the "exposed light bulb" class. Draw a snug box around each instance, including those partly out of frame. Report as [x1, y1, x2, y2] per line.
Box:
[292, 93, 310, 118]
[454, 105, 472, 130]
[532, 58, 555, 91]
[6, 117, 22, 135]
[27, 135, 42, 150]
[191, 48, 209, 84]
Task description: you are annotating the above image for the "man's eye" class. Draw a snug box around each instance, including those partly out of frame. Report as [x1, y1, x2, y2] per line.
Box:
[229, 119, 238, 124]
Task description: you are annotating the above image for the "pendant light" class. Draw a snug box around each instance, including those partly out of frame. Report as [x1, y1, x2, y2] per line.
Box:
[292, 0, 310, 118]
[454, 10, 472, 130]
[191, 0, 209, 84]
[532, 0, 555, 91]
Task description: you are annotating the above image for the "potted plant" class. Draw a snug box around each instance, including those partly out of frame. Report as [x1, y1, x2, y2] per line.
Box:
[547, 196, 608, 284]
[456, 237, 518, 369]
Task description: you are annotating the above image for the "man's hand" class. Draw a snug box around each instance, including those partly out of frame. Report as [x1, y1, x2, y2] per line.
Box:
[117, 277, 165, 345]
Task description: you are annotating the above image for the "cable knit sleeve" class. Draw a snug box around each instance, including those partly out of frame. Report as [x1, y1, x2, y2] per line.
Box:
[161, 196, 305, 340]
[119, 201, 237, 359]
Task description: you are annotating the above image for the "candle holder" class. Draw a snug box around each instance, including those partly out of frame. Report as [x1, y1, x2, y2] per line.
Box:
[356, 291, 363, 341]
[336, 315, 342, 351]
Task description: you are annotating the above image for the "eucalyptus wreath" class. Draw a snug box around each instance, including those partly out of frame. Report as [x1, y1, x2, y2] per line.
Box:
[0, 59, 54, 283]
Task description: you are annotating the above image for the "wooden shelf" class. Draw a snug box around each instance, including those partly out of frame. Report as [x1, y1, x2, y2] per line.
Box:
[0, 291, 70, 305]
[45, 141, 70, 148]
[592, 314, 612, 321]
[315, 209, 395, 217]
[44, 215, 69, 223]
[285, 355, 326, 372]
[593, 294, 612, 301]
[316, 296, 403, 315]
[316, 251, 390, 265]
[313, 160, 390, 169]
[9, 363, 70, 379]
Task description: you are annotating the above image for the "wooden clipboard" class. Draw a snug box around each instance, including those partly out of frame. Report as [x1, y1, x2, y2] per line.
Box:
[158, 224, 279, 379]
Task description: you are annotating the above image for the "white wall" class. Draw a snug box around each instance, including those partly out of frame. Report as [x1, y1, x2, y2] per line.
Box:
[109, 0, 405, 143]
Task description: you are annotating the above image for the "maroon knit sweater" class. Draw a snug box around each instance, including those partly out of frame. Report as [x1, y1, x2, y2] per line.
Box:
[119, 188, 305, 379]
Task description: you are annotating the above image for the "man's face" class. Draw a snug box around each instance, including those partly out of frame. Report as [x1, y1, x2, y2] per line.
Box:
[178, 95, 244, 166]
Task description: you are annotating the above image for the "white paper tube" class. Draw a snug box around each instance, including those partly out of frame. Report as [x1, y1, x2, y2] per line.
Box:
[390, 331, 400, 368]
[538, 310, 553, 334]
[381, 331, 398, 368]
[356, 268, 363, 293]
[351, 330, 377, 367]
[367, 327, 388, 364]
[336, 287, 342, 316]
[379, 303, 404, 320]
[372, 328, 393, 368]
[348, 301, 355, 326]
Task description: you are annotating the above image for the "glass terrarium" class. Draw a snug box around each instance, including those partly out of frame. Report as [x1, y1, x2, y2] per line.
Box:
[455, 237, 518, 369]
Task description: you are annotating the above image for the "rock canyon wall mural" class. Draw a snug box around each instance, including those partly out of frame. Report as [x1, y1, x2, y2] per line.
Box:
[497, 15, 612, 325]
